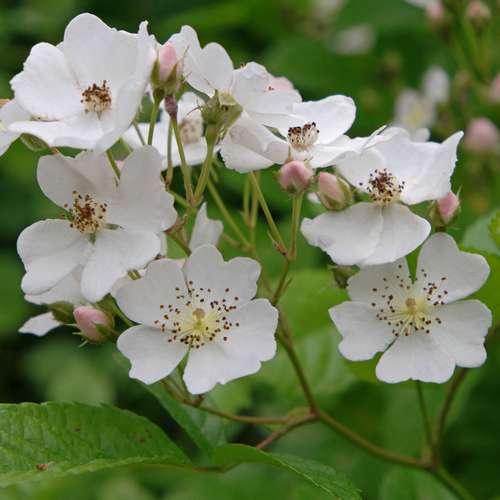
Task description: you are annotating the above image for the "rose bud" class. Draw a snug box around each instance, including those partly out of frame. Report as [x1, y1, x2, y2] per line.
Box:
[464, 117, 499, 153]
[465, 1, 491, 30]
[74, 306, 112, 343]
[426, 2, 445, 24]
[278, 160, 313, 194]
[152, 42, 183, 93]
[437, 191, 460, 225]
[317, 172, 352, 210]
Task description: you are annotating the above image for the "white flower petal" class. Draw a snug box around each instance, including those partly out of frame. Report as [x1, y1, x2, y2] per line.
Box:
[360, 204, 430, 266]
[106, 146, 177, 232]
[221, 116, 286, 172]
[330, 302, 394, 361]
[347, 257, 410, 304]
[189, 203, 223, 250]
[416, 233, 490, 302]
[26, 270, 84, 306]
[223, 299, 278, 361]
[183, 342, 261, 394]
[183, 245, 260, 307]
[393, 89, 435, 133]
[376, 333, 455, 384]
[81, 228, 160, 302]
[0, 100, 30, 155]
[61, 13, 140, 91]
[285, 95, 356, 144]
[37, 150, 116, 209]
[117, 325, 188, 384]
[19, 312, 61, 337]
[116, 258, 188, 327]
[9, 111, 105, 150]
[423, 66, 449, 104]
[301, 203, 383, 266]
[336, 146, 387, 190]
[11, 42, 81, 120]
[17, 219, 88, 295]
[431, 300, 491, 368]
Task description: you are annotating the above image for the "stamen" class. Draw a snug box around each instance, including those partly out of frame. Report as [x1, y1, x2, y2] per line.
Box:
[81, 80, 112, 114]
[64, 191, 107, 235]
[179, 116, 203, 144]
[365, 169, 404, 206]
[288, 122, 319, 151]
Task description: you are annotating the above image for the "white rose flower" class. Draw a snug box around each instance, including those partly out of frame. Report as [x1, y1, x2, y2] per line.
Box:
[301, 128, 463, 266]
[17, 146, 177, 303]
[8, 13, 155, 151]
[330, 233, 491, 384]
[123, 92, 210, 168]
[0, 100, 30, 156]
[19, 272, 84, 337]
[116, 245, 278, 394]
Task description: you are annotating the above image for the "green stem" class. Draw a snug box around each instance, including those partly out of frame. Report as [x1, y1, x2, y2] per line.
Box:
[193, 127, 218, 205]
[433, 467, 476, 500]
[416, 381, 435, 452]
[147, 96, 162, 146]
[248, 171, 286, 254]
[106, 150, 121, 179]
[272, 260, 290, 305]
[289, 193, 303, 261]
[165, 120, 174, 187]
[256, 413, 318, 449]
[169, 231, 191, 255]
[133, 121, 146, 146]
[207, 179, 251, 248]
[171, 116, 194, 203]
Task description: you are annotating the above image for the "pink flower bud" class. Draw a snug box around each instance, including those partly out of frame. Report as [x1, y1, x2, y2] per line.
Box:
[437, 191, 460, 225]
[490, 74, 500, 103]
[269, 75, 295, 92]
[318, 172, 351, 210]
[74, 306, 111, 342]
[157, 42, 182, 83]
[278, 160, 313, 193]
[426, 1, 445, 23]
[465, 1, 491, 28]
[464, 117, 499, 153]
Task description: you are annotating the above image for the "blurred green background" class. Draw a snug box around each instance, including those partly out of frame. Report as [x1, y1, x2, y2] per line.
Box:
[0, 0, 499, 498]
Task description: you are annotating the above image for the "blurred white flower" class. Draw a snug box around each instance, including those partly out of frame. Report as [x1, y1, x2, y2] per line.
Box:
[330, 233, 491, 384]
[301, 128, 462, 266]
[332, 25, 375, 55]
[17, 146, 177, 303]
[8, 14, 155, 151]
[123, 92, 210, 168]
[117, 245, 278, 393]
[393, 66, 449, 140]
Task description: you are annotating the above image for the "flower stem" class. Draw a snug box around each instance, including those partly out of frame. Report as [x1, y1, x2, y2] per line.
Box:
[106, 150, 121, 179]
[193, 126, 218, 206]
[147, 96, 162, 146]
[165, 121, 174, 187]
[256, 413, 318, 449]
[433, 466, 476, 500]
[288, 193, 303, 261]
[318, 410, 426, 468]
[248, 171, 286, 254]
[133, 121, 146, 146]
[207, 179, 251, 248]
[435, 368, 469, 442]
[272, 260, 290, 305]
[171, 115, 194, 203]
[169, 231, 191, 255]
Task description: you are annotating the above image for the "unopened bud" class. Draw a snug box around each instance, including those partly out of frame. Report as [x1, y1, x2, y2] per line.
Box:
[278, 160, 313, 193]
[74, 306, 112, 343]
[464, 117, 499, 153]
[152, 42, 183, 94]
[437, 191, 460, 225]
[202, 92, 242, 132]
[465, 1, 491, 30]
[317, 172, 352, 210]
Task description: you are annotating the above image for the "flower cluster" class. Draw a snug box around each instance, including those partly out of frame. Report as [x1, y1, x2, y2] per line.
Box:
[1, 13, 491, 393]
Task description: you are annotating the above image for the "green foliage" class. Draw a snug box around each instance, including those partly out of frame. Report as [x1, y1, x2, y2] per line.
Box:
[213, 444, 362, 500]
[0, 402, 190, 487]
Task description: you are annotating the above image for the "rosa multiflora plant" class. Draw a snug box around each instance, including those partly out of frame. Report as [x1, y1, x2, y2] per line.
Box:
[0, 12, 493, 498]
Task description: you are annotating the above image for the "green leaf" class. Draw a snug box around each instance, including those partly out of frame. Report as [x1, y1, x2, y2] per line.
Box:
[462, 211, 500, 256]
[488, 210, 500, 249]
[140, 383, 214, 457]
[0, 402, 190, 487]
[213, 444, 361, 499]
